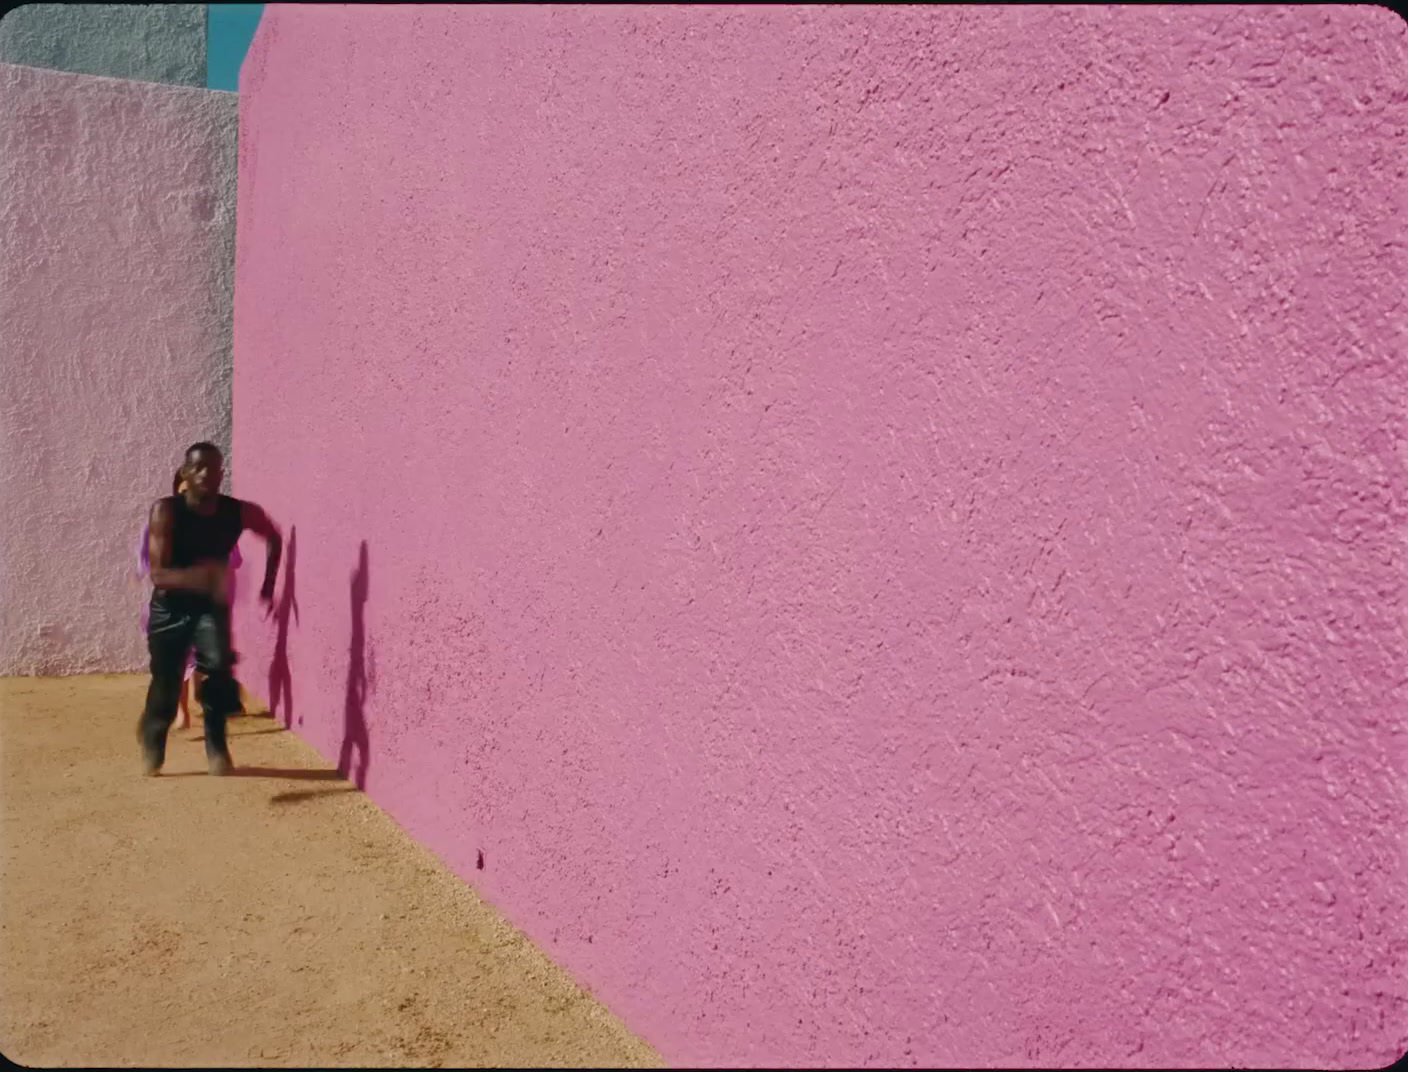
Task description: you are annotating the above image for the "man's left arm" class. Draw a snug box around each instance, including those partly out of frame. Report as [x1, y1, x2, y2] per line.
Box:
[240, 501, 283, 607]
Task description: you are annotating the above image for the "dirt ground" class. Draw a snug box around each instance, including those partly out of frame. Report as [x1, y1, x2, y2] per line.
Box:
[0, 675, 663, 1069]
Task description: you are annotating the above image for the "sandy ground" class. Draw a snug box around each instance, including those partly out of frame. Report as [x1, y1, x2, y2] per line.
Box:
[0, 675, 663, 1069]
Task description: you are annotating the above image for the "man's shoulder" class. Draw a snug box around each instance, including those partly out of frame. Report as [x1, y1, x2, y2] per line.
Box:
[221, 495, 254, 524]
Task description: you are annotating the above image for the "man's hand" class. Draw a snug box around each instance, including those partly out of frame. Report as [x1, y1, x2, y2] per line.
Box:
[260, 584, 276, 620]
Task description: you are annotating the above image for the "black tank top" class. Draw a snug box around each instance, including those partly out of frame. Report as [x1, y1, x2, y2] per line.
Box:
[151, 495, 245, 613]
[165, 494, 246, 569]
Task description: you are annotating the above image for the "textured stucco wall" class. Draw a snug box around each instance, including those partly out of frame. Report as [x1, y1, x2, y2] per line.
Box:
[0, 4, 207, 87]
[231, 6, 1407, 1068]
[0, 63, 238, 675]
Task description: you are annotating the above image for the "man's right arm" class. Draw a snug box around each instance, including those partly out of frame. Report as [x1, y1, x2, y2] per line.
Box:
[146, 500, 220, 595]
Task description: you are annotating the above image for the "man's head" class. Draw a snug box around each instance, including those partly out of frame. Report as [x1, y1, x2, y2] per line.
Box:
[181, 442, 224, 499]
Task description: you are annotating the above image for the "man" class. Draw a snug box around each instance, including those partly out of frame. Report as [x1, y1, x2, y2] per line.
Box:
[138, 442, 282, 776]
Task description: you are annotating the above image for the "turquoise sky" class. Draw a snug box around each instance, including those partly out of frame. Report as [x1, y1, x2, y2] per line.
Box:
[207, 4, 264, 92]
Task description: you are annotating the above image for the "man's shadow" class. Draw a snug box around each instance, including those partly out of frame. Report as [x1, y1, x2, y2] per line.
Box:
[267, 526, 299, 728]
[337, 541, 370, 790]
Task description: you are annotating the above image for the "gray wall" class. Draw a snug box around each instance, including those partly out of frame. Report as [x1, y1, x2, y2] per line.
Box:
[0, 3, 206, 87]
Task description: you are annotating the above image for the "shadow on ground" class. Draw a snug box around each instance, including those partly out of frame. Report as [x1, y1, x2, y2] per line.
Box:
[192, 724, 285, 742]
[162, 766, 346, 782]
[268, 786, 361, 804]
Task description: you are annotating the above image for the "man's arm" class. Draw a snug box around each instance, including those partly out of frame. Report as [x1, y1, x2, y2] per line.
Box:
[147, 500, 220, 594]
[241, 501, 283, 602]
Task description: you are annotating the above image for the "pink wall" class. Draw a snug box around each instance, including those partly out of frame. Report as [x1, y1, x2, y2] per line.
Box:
[0, 63, 237, 675]
[232, 6, 1407, 1067]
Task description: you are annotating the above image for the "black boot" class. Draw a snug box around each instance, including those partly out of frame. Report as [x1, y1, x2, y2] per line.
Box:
[204, 711, 233, 775]
[136, 715, 166, 776]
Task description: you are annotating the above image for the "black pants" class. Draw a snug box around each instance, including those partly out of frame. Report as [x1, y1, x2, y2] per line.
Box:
[138, 596, 241, 768]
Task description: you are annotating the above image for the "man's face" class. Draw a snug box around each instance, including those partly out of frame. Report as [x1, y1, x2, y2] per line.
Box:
[184, 448, 223, 497]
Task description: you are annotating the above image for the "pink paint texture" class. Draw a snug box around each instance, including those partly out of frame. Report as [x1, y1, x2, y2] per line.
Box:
[231, 6, 1408, 1067]
[0, 63, 236, 675]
